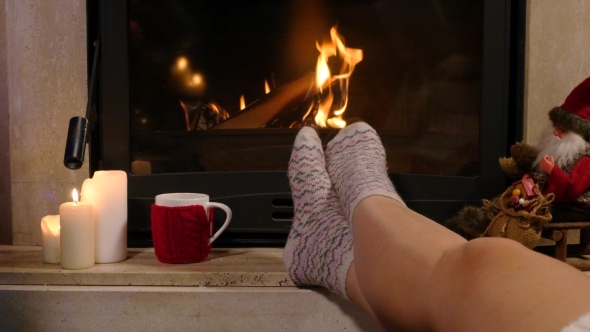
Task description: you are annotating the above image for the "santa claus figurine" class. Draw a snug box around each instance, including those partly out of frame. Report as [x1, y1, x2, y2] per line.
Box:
[500, 76, 590, 221]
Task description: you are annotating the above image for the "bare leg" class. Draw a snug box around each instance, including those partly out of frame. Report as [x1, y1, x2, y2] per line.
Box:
[352, 196, 590, 332]
[345, 263, 387, 331]
[323, 122, 590, 330]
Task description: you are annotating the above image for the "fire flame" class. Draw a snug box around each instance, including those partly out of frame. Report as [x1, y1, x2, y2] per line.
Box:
[72, 188, 79, 204]
[313, 26, 363, 128]
[239, 95, 246, 110]
[209, 102, 230, 121]
[175, 27, 362, 130]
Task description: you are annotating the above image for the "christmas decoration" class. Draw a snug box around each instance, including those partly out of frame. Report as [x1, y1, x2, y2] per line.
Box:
[483, 184, 554, 249]
[446, 76, 590, 246]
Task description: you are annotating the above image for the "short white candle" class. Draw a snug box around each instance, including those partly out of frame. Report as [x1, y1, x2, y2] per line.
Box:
[60, 189, 94, 270]
[40, 215, 60, 264]
[81, 171, 127, 263]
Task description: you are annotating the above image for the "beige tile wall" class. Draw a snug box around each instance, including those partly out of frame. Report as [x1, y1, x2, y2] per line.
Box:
[5, 0, 88, 245]
[525, 0, 590, 143]
[2, 0, 589, 245]
[0, 0, 11, 245]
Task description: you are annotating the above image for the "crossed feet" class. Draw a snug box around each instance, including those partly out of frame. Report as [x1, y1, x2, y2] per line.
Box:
[283, 122, 404, 299]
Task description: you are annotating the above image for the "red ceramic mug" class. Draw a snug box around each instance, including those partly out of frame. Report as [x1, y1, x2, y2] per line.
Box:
[151, 193, 232, 264]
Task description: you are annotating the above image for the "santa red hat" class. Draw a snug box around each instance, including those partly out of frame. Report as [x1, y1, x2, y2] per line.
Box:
[549, 76, 590, 141]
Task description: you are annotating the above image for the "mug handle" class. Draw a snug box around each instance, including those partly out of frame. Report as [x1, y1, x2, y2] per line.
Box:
[206, 202, 232, 245]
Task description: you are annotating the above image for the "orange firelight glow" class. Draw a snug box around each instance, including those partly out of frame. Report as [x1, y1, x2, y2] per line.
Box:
[313, 26, 363, 128]
[239, 95, 246, 111]
[176, 57, 188, 70]
[191, 74, 203, 85]
[264, 80, 271, 94]
[209, 102, 230, 121]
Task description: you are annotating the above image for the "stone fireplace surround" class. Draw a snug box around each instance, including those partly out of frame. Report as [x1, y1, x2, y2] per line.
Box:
[3, 0, 590, 247]
[0, 245, 376, 330]
[0, 0, 590, 330]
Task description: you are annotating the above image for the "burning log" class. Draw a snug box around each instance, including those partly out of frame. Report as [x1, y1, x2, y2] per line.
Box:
[212, 26, 362, 130]
[211, 72, 321, 129]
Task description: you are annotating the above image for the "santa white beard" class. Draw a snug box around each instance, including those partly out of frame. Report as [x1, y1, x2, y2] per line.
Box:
[533, 124, 590, 169]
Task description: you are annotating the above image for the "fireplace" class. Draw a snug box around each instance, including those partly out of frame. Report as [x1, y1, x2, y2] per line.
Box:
[88, 0, 524, 246]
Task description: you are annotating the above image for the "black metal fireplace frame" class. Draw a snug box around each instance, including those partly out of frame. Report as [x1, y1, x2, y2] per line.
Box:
[87, 0, 525, 246]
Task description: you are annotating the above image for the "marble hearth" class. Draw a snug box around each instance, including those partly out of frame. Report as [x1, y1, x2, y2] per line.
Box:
[0, 246, 376, 331]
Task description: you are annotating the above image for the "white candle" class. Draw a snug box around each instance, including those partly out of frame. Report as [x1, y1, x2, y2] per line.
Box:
[81, 170, 127, 263]
[60, 189, 94, 270]
[40, 215, 60, 264]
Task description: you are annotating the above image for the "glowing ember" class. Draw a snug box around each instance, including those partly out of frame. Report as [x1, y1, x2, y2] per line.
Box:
[313, 26, 363, 128]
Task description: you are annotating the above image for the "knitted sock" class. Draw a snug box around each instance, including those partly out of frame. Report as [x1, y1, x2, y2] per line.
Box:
[284, 126, 354, 299]
[325, 122, 404, 224]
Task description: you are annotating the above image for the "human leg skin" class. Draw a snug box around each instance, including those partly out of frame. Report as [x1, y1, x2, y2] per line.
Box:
[283, 125, 391, 330]
[324, 122, 590, 330]
[352, 195, 590, 332]
[345, 263, 388, 331]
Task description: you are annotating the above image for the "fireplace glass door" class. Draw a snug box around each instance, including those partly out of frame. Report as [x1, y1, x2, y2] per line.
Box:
[128, 0, 482, 177]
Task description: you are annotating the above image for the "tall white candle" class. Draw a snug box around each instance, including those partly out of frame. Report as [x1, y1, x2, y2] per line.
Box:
[60, 189, 94, 270]
[81, 170, 127, 263]
[40, 215, 60, 264]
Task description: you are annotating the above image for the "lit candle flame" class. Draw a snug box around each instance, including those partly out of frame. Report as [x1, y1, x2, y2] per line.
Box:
[239, 95, 246, 111]
[72, 188, 79, 205]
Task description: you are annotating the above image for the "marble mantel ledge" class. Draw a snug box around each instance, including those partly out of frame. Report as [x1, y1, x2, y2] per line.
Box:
[0, 246, 295, 287]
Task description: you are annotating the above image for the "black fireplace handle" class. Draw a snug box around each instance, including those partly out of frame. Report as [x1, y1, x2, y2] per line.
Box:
[63, 40, 100, 170]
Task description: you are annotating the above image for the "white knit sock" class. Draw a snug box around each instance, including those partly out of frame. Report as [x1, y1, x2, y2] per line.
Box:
[283, 127, 354, 299]
[325, 122, 404, 224]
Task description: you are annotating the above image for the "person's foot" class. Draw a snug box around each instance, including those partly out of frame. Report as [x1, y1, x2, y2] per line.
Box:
[284, 126, 353, 299]
[325, 122, 404, 224]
